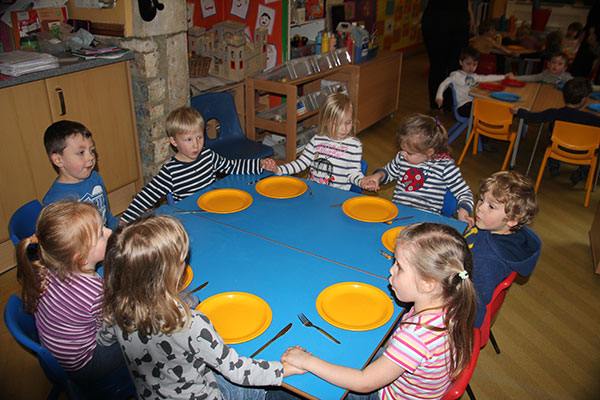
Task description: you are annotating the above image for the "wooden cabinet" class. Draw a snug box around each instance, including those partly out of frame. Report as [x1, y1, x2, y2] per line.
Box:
[244, 51, 402, 162]
[0, 61, 142, 272]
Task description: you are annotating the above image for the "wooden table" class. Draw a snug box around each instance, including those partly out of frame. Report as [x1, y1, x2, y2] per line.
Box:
[159, 173, 466, 399]
[468, 81, 542, 168]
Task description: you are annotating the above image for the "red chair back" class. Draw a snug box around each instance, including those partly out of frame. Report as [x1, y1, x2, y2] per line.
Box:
[441, 327, 481, 400]
[475, 53, 497, 75]
[480, 271, 518, 347]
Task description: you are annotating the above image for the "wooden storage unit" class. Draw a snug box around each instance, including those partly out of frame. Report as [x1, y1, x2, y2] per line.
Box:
[0, 60, 142, 272]
[245, 51, 402, 161]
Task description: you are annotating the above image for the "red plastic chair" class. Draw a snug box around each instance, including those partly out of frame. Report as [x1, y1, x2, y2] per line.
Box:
[480, 271, 518, 353]
[441, 327, 481, 400]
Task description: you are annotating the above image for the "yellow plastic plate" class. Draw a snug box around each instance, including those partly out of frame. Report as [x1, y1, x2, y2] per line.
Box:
[196, 292, 272, 344]
[197, 189, 252, 213]
[316, 282, 394, 331]
[179, 264, 193, 291]
[342, 197, 398, 223]
[381, 226, 406, 253]
[255, 176, 307, 199]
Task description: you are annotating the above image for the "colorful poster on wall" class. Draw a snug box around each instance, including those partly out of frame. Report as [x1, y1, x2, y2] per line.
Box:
[200, 0, 217, 18]
[376, 0, 424, 51]
[230, 0, 249, 19]
[256, 4, 275, 35]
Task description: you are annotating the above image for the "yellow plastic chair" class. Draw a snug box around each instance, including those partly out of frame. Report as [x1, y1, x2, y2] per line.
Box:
[534, 120, 600, 207]
[457, 98, 517, 170]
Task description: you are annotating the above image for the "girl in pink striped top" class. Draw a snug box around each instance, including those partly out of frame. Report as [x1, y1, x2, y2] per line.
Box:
[16, 201, 125, 385]
[282, 223, 477, 400]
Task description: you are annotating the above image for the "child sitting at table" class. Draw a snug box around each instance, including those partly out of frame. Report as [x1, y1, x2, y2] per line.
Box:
[436, 47, 509, 119]
[43, 120, 119, 229]
[274, 92, 368, 191]
[516, 25, 541, 50]
[279, 222, 477, 400]
[361, 114, 474, 226]
[464, 171, 541, 328]
[511, 51, 573, 85]
[99, 214, 300, 399]
[471, 20, 517, 57]
[562, 22, 584, 57]
[120, 106, 276, 222]
[16, 201, 126, 385]
[510, 77, 600, 182]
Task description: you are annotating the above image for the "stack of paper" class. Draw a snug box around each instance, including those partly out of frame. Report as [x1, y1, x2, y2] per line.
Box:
[0, 50, 59, 76]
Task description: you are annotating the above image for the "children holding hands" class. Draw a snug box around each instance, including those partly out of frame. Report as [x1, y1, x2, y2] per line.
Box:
[362, 114, 474, 226]
[465, 171, 541, 328]
[121, 106, 276, 223]
[99, 214, 301, 399]
[273, 93, 369, 191]
[16, 201, 125, 384]
[279, 223, 477, 400]
[43, 121, 119, 229]
[509, 51, 573, 85]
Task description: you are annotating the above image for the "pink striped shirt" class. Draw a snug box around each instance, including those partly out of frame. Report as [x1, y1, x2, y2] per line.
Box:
[380, 308, 451, 400]
[35, 268, 104, 371]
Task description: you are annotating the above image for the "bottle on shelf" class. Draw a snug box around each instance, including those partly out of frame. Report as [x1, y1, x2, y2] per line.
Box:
[315, 31, 322, 54]
[321, 31, 329, 52]
[330, 32, 337, 49]
[344, 33, 354, 62]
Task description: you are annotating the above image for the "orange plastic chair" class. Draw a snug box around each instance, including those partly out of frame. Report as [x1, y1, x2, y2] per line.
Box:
[480, 271, 518, 354]
[441, 327, 481, 400]
[457, 98, 517, 170]
[534, 120, 600, 207]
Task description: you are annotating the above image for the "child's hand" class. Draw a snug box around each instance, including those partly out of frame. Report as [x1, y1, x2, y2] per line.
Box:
[282, 346, 312, 370]
[282, 361, 306, 377]
[436, 98, 443, 108]
[360, 177, 379, 192]
[505, 72, 515, 79]
[509, 105, 520, 115]
[261, 158, 278, 172]
[457, 208, 475, 229]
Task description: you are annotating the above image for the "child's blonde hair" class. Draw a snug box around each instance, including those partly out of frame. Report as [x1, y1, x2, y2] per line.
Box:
[16, 201, 103, 313]
[397, 114, 450, 156]
[165, 106, 205, 138]
[479, 171, 538, 232]
[318, 92, 357, 139]
[102, 214, 191, 335]
[396, 222, 477, 379]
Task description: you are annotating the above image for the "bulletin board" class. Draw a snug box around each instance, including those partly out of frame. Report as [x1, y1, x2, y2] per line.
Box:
[374, 0, 424, 51]
[188, 0, 285, 68]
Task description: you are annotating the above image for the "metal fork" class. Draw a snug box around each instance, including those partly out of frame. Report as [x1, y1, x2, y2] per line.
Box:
[297, 313, 340, 344]
[307, 183, 313, 196]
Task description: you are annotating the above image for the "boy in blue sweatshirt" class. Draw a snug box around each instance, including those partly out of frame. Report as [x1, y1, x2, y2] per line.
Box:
[465, 171, 542, 328]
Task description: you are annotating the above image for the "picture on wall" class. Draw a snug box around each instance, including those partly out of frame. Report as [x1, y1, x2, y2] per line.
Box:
[256, 4, 275, 35]
[230, 0, 249, 19]
[200, 0, 216, 18]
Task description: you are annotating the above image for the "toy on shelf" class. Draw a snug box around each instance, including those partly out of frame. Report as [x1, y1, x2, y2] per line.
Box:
[187, 20, 268, 82]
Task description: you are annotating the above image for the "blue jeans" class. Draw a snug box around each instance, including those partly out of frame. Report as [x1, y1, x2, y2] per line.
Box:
[68, 342, 126, 385]
[215, 372, 266, 400]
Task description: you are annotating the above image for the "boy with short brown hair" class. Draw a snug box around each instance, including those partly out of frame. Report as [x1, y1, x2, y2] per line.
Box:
[465, 170, 542, 327]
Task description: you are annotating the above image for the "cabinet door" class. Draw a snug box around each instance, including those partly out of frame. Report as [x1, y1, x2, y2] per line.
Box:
[0, 80, 55, 244]
[45, 62, 140, 194]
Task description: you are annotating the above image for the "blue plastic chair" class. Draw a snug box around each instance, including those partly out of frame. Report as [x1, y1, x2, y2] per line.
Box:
[350, 159, 369, 193]
[447, 83, 470, 144]
[190, 92, 274, 159]
[441, 189, 457, 217]
[3, 295, 136, 400]
[9, 200, 43, 245]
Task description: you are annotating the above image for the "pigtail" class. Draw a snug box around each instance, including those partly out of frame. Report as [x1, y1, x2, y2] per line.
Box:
[16, 237, 44, 314]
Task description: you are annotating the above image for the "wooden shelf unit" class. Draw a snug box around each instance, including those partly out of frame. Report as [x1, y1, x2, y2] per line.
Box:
[245, 64, 351, 162]
[245, 51, 402, 162]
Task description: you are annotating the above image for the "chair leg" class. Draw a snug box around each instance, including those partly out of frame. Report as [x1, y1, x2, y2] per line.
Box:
[472, 132, 480, 156]
[466, 384, 477, 400]
[584, 159, 597, 207]
[458, 129, 476, 166]
[489, 330, 501, 354]
[534, 150, 550, 192]
[501, 136, 516, 170]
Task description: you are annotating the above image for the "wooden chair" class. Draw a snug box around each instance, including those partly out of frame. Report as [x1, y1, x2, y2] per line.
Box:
[441, 327, 481, 400]
[534, 120, 600, 207]
[480, 271, 518, 354]
[457, 98, 517, 170]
